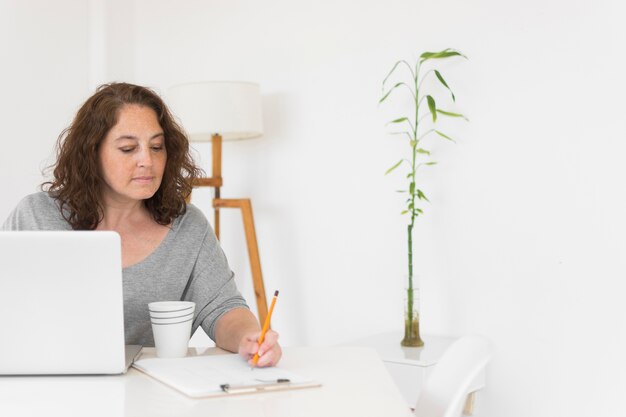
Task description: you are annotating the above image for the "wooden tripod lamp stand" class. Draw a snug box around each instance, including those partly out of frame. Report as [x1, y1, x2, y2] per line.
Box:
[168, 81, 269, 325]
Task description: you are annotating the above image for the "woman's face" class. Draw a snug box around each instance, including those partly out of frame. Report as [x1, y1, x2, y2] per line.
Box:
[98, 104, 167, 206]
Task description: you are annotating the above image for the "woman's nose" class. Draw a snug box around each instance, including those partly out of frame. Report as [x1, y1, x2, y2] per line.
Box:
[136, 147, 153, 167]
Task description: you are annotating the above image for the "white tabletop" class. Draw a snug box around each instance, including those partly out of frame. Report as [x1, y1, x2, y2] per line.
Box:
[0, 346, 413, 417]
[347, 333, 457, 367]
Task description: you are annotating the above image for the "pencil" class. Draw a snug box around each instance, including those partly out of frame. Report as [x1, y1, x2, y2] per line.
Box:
[252, 290, 279, 367]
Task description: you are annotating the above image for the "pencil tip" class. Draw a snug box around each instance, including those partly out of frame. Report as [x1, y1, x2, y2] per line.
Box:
[274, 290, 279, 296]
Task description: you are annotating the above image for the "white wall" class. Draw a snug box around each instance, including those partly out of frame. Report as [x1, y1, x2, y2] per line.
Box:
[2, 1, 625, 416]
[132, 2, 626, 416]
[0, 0, 92, 207]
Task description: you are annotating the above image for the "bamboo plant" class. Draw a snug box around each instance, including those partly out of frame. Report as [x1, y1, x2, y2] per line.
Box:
[380, 48, 467, 347]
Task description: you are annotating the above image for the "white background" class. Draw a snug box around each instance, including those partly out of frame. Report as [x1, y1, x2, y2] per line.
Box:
[1, 1, 625, 416]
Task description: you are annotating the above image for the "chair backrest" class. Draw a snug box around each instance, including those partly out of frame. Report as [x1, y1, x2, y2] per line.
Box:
[414, 335, 492, 417]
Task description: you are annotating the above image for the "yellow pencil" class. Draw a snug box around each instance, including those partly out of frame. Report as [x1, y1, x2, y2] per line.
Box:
[252, 290, 279, 367]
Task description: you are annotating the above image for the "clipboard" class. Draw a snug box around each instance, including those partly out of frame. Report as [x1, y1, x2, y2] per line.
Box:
[132, 351, 321, 398]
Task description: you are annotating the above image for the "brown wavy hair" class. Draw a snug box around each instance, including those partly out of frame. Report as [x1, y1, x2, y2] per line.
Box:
[43, 82, 203, 230]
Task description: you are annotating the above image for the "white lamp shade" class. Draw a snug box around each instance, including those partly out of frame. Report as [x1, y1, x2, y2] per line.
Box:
[167, 81, 263, 142]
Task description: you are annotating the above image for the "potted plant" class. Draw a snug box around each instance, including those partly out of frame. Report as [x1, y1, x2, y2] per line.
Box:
[380, 48, 467, 347]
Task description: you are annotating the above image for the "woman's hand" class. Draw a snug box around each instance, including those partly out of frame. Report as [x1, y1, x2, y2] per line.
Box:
[214, 308, 282, 366]
[238, 329, 282, 367]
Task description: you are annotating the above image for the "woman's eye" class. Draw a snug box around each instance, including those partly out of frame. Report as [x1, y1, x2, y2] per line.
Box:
[151, 146, 164, 152]
[119, 147, 135, 153]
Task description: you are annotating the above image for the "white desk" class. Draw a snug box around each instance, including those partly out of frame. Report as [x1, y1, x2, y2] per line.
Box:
[0, 347, 413, 417]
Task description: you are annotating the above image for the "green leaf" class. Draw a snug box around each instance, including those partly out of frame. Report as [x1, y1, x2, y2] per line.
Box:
[415, 208, 424, 214]
[436, 109, 469, 121]
[380, 82, 413, 103]
[389, 131, 413, 140]
[434, 130, 456, 142]
[426, 95, 437, 122]
[385, 159, 404, 175]
[387, 117, 409, 125]
[382, 60, 414, 88]
[435, 70, 455, 102]
[417, 148, 430, 155]
[396, 190, 407, 193]
[420, 49, 466, 63]
[409, 182, 415, 194]
[406, 172, 414, 179]
[401, 210, 409, 215]
[417, 189, 430, 202]
[425, 161, 438, 166]
[409, 140, 417, 148]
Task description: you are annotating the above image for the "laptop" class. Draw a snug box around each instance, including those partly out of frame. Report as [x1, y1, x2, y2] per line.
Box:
[0, 231, 141, 375]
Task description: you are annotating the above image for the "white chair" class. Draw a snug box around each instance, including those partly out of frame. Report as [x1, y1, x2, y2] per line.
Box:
[414, 335, 492, 417]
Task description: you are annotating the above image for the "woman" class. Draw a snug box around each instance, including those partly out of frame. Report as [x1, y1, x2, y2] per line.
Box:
[2, 82, 281, 367]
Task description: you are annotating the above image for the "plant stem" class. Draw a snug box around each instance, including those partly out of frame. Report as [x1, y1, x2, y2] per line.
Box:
[407, 222, 414, 322]
[406, 61, 421, 322]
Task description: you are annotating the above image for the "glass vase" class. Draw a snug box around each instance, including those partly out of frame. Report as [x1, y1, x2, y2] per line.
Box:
[401, 287, 424, 347]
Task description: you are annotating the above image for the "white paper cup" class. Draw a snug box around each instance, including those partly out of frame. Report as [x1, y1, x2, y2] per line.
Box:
[149, 308, 194, 319]
[148, 301, 195, 358]
[149, 312, 194, 325]
[149, 301, 195, 314]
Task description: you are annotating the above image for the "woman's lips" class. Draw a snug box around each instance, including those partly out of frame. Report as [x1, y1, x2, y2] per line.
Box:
[132, 176, 154, 183]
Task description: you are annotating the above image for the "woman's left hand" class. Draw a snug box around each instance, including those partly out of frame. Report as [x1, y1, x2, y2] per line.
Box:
[238, 329, 282, 367]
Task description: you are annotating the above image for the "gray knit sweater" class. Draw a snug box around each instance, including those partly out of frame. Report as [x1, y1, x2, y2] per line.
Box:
[2, 192, 248, 346]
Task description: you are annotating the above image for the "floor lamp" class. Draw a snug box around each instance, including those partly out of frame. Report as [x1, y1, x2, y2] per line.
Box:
[168, 81, 269, 325]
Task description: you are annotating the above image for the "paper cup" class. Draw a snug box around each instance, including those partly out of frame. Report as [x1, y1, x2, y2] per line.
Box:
[149, 301, 195, 314]
[149, 301, 195, 358]
[149, 312, 194, 325]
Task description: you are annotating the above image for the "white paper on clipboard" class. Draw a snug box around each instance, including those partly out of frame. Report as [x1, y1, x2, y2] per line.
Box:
[132, 352, 321, 398]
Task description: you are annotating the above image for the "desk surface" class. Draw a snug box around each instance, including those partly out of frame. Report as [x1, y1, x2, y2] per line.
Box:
[0, 346, 412, 417]
[348, 333, 457, 366]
